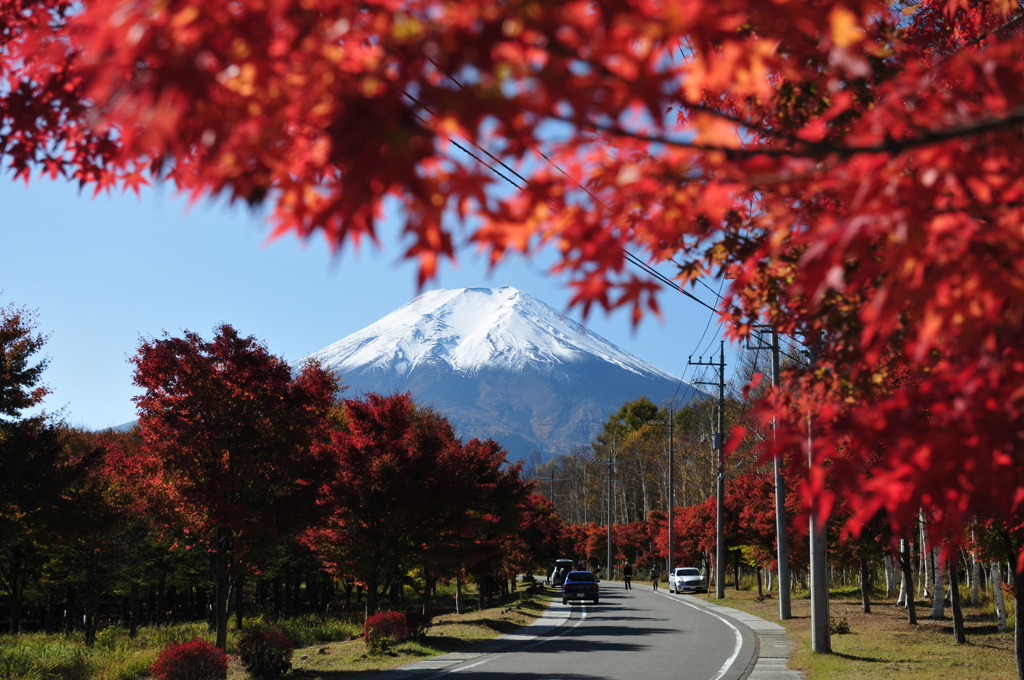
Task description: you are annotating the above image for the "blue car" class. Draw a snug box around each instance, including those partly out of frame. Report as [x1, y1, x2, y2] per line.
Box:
[561, 571, 600, 605]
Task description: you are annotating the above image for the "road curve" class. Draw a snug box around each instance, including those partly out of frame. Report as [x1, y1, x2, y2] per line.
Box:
[386, 585, 758, 680]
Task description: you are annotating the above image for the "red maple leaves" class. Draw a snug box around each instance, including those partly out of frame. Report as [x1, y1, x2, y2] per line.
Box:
[7, 0, 1024, 562]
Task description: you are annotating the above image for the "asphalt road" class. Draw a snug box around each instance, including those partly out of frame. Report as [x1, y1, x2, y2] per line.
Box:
[419, 585, 757, 680]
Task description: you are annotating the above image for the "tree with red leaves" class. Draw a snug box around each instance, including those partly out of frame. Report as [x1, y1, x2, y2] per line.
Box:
[303, 393, 527, 617]
[116, 324, 337, 650]
[10, 0, 1024, 669]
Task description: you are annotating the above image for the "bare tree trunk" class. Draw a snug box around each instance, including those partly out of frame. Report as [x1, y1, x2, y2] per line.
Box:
[950, 557, 965, 644]
[455, 571, 463, 615]
[860, 556, 871, 614]
[900, 537, 917, 625]
[992, 561, 1007, 632]
[1013, 564, 1024, 680]
[971, 551, 980, 606]
[931, 548, 945, 619]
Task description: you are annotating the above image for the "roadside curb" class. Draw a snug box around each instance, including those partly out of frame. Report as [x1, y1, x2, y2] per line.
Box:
[677, 596, 801, 680]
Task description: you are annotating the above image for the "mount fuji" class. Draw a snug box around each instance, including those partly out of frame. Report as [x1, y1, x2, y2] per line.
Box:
[295, 286, 701, 460]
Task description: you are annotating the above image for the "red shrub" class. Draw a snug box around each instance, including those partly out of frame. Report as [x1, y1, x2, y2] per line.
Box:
[363, 611, 409, 655]
[151, 638, 228, 680]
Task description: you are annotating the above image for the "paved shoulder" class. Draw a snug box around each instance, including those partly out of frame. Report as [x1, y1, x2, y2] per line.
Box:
[673, 596, 800, 680]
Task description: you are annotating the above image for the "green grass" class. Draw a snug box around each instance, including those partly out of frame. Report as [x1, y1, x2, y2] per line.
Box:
[292, 583, 555, 678]
[709, 585, 1017, 679]
[0, 583, 553, 680]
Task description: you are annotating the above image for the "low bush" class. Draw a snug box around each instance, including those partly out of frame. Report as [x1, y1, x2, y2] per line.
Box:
[403, 612, 432, 640]
[363, 612, 409, 656]
[237, 628, 294, 679]
[150, 638, 228, 680]
[829, 616, 851, 635]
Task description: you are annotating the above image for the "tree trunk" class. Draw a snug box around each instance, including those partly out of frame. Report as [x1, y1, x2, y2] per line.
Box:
[364, 574, 378, 620]
[422, 573, 436, 616]
[900, 537, 917, 625]
[992, 561, 1007, 632]
[756, 567, 763, 599]
[931, 548, 944, 619]
[1013, 564, 1024, 680]
[234, 572, 245, 631]
[64, 586, 75, 633]
[212, 528, 230, 654]
[950, 557, 965, 644]
[84, 549, 100, 647]
[455, 572, 463, 615]
[860, 556, 871, 614]
[7, 572, 24, 634]
[129, 582, 140, 639]
[971, 551, 981, 606]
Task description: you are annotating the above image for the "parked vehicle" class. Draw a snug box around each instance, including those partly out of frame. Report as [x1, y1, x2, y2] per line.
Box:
[668, 567, 707, 593]
[551, 558, 574, 586]
[561, 570, 600, 604]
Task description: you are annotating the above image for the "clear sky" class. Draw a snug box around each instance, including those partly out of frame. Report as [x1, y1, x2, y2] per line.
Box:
[1, 177, 736, 431]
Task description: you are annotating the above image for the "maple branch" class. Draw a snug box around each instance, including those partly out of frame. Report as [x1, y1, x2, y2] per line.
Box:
[549, 109, 1024, 159]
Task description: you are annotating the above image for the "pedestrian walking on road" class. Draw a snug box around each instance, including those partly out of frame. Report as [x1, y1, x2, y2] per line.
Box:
[623, 563, 633, 590]
[650, 566, 660, 591]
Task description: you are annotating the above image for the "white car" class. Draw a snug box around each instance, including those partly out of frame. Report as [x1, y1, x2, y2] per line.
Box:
[669, 567, 707, 593]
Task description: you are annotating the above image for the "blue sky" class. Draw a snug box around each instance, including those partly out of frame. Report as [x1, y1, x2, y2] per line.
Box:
[1, 177, 734, 431]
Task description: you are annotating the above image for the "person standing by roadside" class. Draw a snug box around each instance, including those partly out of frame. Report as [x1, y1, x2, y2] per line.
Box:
[623, 563, 633, 590]
[650, 565, 661, 591]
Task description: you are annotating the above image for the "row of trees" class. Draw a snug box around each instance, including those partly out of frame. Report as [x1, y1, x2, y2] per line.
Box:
[0, 304, 562, 647]
[533, 380, 1022, 641]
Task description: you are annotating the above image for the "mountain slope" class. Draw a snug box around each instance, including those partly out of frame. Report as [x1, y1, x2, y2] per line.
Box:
[297, 286, 700, 460]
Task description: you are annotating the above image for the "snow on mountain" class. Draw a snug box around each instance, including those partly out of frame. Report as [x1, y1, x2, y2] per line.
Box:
[304, 286, 679, 381]
[297, 286, 700, 460]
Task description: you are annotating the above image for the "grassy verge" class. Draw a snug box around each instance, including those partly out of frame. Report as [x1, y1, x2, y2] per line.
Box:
[705, 586, 1016, 679]
[291, 583, 555, 678]
[0, 583, 555, 680]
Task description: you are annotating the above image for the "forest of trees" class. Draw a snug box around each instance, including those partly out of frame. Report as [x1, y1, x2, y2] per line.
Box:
[0, 303, 562, 646]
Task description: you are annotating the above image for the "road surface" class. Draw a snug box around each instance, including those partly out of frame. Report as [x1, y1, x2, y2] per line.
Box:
[397, 585, 758, 680]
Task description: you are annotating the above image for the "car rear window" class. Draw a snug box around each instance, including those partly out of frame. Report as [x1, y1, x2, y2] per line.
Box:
[566, 572, 596, 582]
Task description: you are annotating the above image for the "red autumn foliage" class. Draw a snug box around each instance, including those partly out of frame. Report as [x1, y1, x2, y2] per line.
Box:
[110, 324, 337, 647]
[150, 638, 228, 680]
[302, 393, 529, 617]
[7, 0, 1024, 581]
[362, 611, 409, 654]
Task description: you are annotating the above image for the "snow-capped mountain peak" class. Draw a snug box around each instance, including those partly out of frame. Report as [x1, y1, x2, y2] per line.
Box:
[302, 286, 680, 381]
[296, 286, 697, 460]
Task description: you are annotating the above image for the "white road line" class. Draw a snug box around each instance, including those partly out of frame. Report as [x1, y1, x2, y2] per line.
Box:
[657, 592, 744, 680]
[425, 604, 587, 678]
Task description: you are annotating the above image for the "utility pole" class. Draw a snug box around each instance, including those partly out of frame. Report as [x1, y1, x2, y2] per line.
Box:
[690, 341, 727, 599]
[607, 447, 613, 582]
[748, 326, 791, 620]
[807, 333, 831, 652]
[649, 407, 676, 576]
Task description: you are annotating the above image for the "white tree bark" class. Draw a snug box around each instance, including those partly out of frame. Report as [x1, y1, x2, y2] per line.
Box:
[931, 548, 945, 618]
[970, 552, 980, 606]
[896, 540, 908, 606]
[883, 555, 894, 598]
[991, 560, 1007, 632]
